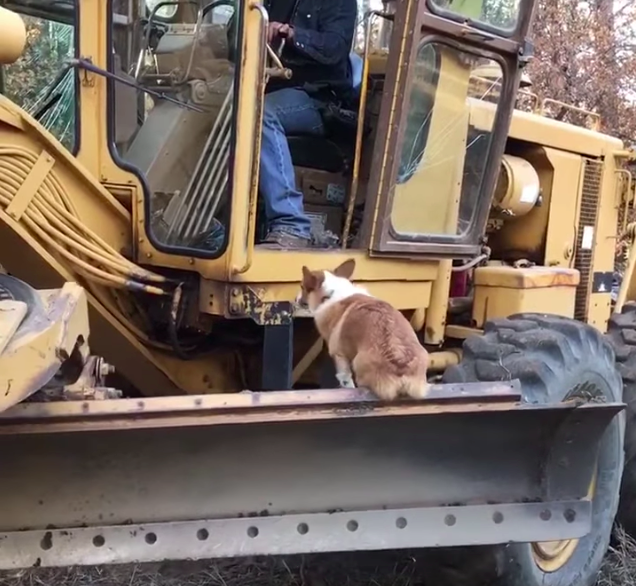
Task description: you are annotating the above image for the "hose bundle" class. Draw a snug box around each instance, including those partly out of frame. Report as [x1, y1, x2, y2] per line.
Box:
[0, 145, 170, 295]
[0, 144, 186, 350]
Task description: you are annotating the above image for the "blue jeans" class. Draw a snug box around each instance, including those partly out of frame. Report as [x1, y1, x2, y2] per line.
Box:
[259, 88, 324, 239]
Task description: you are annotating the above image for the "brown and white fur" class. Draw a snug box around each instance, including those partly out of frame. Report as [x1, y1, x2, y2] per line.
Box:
[296, 259, 430, 401]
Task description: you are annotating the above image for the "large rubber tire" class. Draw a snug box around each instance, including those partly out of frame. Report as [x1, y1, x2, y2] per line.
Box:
[607, 303, 636, 535]
[424, 313, 625, 586]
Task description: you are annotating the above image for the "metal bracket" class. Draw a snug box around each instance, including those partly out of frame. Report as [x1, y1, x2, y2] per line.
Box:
[226, 285, 293, 325]
[5, 150, 55, 221]
[0, 500, 592, 569]
[262, 322, 293, 390]
[519, 39, 535, 63]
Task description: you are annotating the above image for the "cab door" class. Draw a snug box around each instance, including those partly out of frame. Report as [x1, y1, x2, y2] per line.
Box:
[364, 0, 536, 258]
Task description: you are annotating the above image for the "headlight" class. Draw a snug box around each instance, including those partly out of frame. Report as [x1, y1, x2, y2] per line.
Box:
[145, 0, 179, 20]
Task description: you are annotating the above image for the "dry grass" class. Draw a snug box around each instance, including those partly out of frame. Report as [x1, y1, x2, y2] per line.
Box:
[599, 527, 636, 586]
[2, 529, 636, 586]
[0, 552, 424, 586]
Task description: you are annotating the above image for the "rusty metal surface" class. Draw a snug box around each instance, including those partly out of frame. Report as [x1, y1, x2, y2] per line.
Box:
[0, 381, 522, 434]
[226, 284, 293, 325]
[0, 500, 592, 569]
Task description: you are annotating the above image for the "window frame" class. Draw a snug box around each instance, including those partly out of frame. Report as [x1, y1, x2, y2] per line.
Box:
[426, 0, 525, 39]
[3, 0, 75, 25]
[361, 0, 535, 258]
[104, 0, 244, 260]
[1, 0, 81, 155]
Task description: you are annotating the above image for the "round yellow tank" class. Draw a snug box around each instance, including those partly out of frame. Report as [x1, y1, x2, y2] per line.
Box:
[0, 7, 27, 65]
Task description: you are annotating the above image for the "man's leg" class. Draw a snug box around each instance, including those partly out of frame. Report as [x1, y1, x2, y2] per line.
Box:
[259, 87, 324, 248]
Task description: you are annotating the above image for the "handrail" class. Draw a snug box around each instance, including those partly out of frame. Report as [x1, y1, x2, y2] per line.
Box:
[341, 10, 390, 248]
[234, 1, 270, 275]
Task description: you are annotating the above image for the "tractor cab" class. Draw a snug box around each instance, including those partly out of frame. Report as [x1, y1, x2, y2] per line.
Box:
[1, 0, 536, 271]
[0, 0, 538, 392]
[98, 0, 536, 275]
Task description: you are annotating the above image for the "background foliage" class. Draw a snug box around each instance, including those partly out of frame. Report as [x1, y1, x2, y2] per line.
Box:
[3, 16, 75, 150]
[3, 0, 636, 148]
[527, 0, 636, 141]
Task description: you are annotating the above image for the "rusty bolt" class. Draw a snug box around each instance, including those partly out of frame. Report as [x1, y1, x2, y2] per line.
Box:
[99, 361, 115, 377]
[230, 303, 239, 314]
[231, 288, 240, 297]
[192, 81, 207, 101]
[563, 509, 576, 523]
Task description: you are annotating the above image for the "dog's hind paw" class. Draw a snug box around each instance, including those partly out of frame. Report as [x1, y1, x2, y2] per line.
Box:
[336, 373, 356, 388]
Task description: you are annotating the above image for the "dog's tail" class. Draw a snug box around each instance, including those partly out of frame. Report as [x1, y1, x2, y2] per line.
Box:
[354, 355, 430, 401]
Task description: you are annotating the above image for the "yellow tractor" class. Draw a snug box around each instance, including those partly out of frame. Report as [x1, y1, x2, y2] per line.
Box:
[0, 0, 633, 584]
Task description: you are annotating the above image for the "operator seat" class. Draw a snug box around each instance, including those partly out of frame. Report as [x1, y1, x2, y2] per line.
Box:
[286, 52, 364, 174]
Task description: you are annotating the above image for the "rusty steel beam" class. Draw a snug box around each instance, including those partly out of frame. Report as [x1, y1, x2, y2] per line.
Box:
[0, 381, 521, 434]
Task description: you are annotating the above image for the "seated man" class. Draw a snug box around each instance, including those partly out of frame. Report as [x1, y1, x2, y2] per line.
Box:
[258, 0, 357, 249]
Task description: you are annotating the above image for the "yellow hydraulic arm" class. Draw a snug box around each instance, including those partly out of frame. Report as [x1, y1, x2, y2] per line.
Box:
[0, 6, 232, 396]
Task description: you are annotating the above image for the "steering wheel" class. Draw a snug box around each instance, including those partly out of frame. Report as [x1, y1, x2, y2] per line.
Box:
[221, 3, 239, 63]
[224, 4, 291, 81]
[195, 0, 240, 62]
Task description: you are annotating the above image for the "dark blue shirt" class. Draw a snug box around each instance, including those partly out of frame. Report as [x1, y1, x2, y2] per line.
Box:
[266, 0, 357, 93]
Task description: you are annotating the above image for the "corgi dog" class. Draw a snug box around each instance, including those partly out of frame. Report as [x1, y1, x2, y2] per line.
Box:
[296, 258, 430, 401]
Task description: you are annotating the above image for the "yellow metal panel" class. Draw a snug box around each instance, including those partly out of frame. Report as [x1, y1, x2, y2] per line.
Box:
[230, 249, 439, 282]
[543, 149, 583, 267]
[473, 265, 580, 288]
[424, 259, 452, 345]
[0, 103, 25, 131]
[472, 286, 577, 327]
[75, 0, 106, 179]
[472, 266, 579, 327]
[469, 99, 624, 158]
[200, 278, 433, 316]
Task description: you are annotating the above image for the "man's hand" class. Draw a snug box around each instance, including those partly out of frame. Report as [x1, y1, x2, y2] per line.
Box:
[268, 22, 295, 44]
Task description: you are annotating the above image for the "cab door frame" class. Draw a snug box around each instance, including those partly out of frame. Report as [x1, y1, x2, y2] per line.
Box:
[361, 0, 537, 258]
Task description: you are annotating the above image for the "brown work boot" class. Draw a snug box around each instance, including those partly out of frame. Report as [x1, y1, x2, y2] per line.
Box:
[259, 230, 311, 249]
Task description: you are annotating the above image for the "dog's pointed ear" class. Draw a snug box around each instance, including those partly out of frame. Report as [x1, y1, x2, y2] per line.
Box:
[301, 265, 316, 289]
[334, 258, 356, 279]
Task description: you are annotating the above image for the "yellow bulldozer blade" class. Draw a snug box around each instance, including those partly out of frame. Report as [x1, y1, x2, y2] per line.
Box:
[0, 382, 623, 569]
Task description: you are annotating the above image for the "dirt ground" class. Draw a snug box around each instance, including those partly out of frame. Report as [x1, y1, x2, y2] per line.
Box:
[1, 527, 635, 586]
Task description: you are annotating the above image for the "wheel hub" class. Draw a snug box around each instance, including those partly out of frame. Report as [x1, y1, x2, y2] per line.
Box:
[531, 470, 596, 572]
